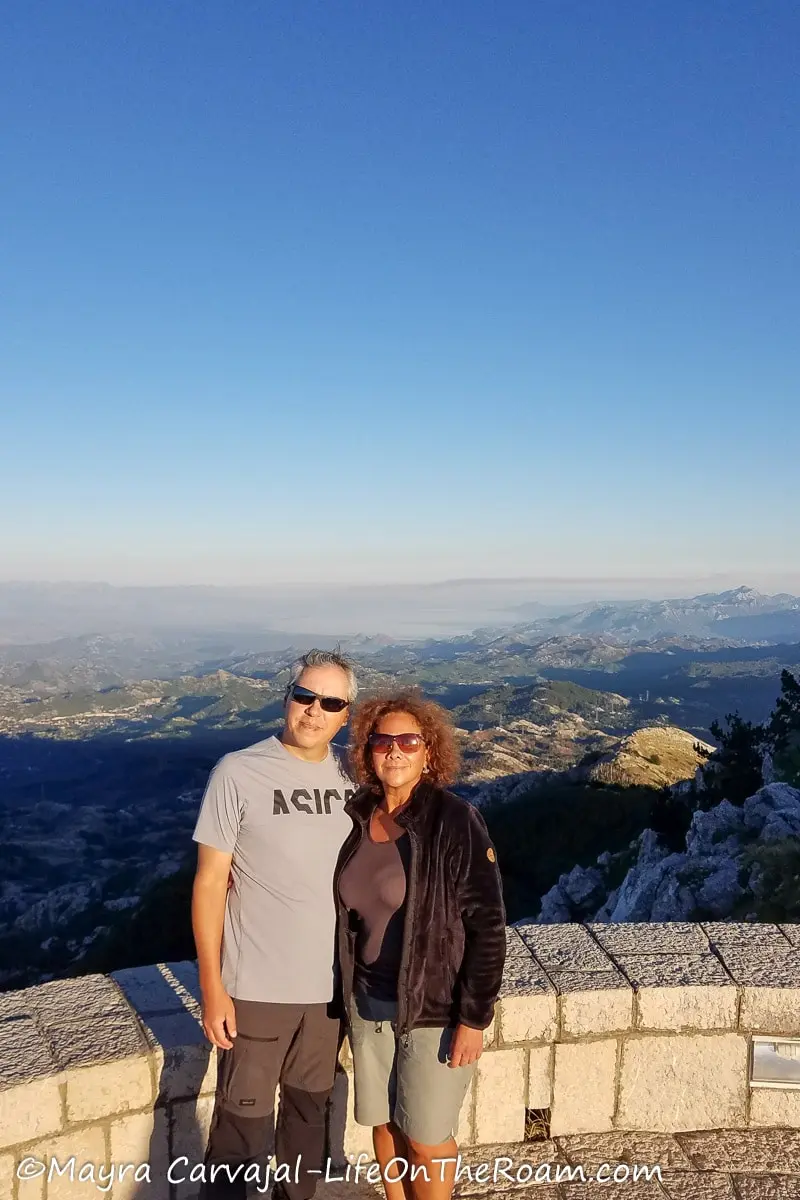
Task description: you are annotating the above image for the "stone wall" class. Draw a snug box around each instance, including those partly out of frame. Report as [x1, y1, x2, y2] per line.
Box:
[3, 921, 800, 1198]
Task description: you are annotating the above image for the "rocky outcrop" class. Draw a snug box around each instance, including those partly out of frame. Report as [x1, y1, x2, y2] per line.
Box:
[456, 715, 626, 806]
[538, 783, 800, 924]
[571, 725, 715, 790]
[459, 721, 712, 810]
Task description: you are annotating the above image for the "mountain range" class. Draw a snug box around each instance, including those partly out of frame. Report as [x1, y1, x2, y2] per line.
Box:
[485, 586, 800, 644]
[1, 581, 799, 645]
[2, 582, 800, 989]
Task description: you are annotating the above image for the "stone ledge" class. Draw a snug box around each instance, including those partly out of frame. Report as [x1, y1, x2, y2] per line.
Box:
[5, 928, 800, 1158]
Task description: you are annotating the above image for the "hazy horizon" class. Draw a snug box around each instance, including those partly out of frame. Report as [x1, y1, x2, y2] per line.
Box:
[2, 571, 800, 597]
[2, 573, 799, 644]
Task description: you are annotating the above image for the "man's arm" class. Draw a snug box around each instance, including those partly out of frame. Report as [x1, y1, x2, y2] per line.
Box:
[192, 843, 237, 1050]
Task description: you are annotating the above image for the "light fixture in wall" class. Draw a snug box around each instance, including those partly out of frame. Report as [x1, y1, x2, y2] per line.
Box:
[751, 1037, 800, 1089]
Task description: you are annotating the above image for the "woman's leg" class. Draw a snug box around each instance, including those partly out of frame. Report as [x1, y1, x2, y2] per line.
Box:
[405, 1134, 459, 1200]
[373, 1122, 414, 1200]
[393, 1027, 475, 1200]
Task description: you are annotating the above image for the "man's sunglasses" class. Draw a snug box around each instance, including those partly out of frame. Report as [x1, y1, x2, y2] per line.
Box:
[288, 685, 349, 713]
[368, 732, 425, 754]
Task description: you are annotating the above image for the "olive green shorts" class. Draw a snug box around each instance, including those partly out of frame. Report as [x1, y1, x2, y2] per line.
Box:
[348, 1006, 475, 1146]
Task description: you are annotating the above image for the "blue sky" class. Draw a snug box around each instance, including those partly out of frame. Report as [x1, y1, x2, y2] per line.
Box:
[2, 1, 798, 590]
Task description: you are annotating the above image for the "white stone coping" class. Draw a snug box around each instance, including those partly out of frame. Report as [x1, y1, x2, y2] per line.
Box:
[3, 922, 800, 1166]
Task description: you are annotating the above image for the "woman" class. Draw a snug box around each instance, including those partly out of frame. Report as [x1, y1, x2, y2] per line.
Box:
[334, 690, 506, 1200]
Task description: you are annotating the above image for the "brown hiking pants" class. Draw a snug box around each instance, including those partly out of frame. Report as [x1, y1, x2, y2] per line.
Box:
[201, 999, 341, 1200]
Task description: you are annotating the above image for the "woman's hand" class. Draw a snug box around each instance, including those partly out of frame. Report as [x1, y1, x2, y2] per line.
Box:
[448, 1023, 483, 1068]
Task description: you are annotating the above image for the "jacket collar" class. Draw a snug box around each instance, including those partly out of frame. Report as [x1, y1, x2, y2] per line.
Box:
[345, 777, 438, 830]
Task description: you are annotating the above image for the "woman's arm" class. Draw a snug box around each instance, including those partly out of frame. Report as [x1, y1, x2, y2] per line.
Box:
[454, 805, 507, 1032]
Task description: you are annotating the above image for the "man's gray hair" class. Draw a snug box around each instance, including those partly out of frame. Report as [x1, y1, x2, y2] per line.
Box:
[286, 647, 358, 704]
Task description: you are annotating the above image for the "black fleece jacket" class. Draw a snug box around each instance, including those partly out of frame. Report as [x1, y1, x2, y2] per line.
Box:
[333, 780, 506, 1035]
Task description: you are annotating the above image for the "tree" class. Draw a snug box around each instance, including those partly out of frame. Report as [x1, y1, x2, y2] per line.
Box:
[769, 670, 800, 787]
[701, 712, 767, 807]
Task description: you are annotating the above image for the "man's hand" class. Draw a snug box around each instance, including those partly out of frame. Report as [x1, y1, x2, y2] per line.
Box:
[448, 1023, 483, 1069]
[202, 985, 238, 1050]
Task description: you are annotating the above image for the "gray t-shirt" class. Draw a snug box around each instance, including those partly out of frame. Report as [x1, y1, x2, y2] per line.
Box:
[193, 735, 355, 1003]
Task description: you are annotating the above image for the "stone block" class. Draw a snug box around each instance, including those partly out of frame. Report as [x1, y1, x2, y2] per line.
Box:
[588, 921, 709, 956]
[490, 1187, 562, 1200]
[31, 1126, 107, 1200]
[498, 957, 557, 1043]
[171, 1096, 216, 1200]
[454, 1140, 566, 1194]
[108, 1109, 170, 1200]
[481, 1013, 496, 1049]
[556, 1129, 693, 1169]
[515, 922, 615, 971]
[17, 1161, 45, 1200]
[617, 1034, 748, 1132]
[779, 924, 800, 947]
[714, 945, 800, 1032]
[616, 951, 732, 988]
[498, 993, 557, 1044]
[50, 1007, 148, 1072]
[733, 1179, 797, 1199]
[613, 953, 738, 1030]
[315, 1181, 384, 1199]
[550, 1039, 617, 1136]
[473, 1048, 526, 1143]
[677, 1127, 800, 1173]
[0, 1015, 59, 1086]
[112, 964, 193, 1017]
[715, 946, 800, 991]
[143, 1010, 216, 1101]
[740, 986, 800, 1034]
[561, 1182, 666, 1198]
[0, 1154, 14, 1198]
[66, 1053, 154, 1123]
[550, 970, 633, 1036]
[527, 1044, 552, 1109]
[499, 955, 555, 998]
[638, 985, 738, 1033]
[0, 1076, 64, 1148]
[505, 927, 533, 958]
[32, 976, 132, 1030]
[159, 961, 202, 1013]
[656, 1168, 737, 1198]
[749, 1087, 800, 1128]
[703, 922, 789, 948]
[0, 987, 37, 1019]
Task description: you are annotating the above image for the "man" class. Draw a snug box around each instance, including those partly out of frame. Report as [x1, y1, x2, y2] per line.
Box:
[192, 648, 357, 1200]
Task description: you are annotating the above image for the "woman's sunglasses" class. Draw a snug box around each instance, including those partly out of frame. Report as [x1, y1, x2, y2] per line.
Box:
[368, 732, 425, 754]
[288, 685, 349, 713]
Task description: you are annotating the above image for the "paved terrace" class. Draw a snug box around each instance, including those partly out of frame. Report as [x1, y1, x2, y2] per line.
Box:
[3, 922, 800, 1198]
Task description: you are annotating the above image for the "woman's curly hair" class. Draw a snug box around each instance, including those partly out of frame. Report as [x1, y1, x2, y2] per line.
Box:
[348, 689, 461, 790]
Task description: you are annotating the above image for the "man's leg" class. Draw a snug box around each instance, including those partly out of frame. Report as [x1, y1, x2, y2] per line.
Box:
[273, 1003, 341, 1200]
[202, 1001, 303, 1200]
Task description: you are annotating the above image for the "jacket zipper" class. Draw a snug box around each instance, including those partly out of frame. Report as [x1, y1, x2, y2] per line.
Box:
[334, 819, 366, 1021]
